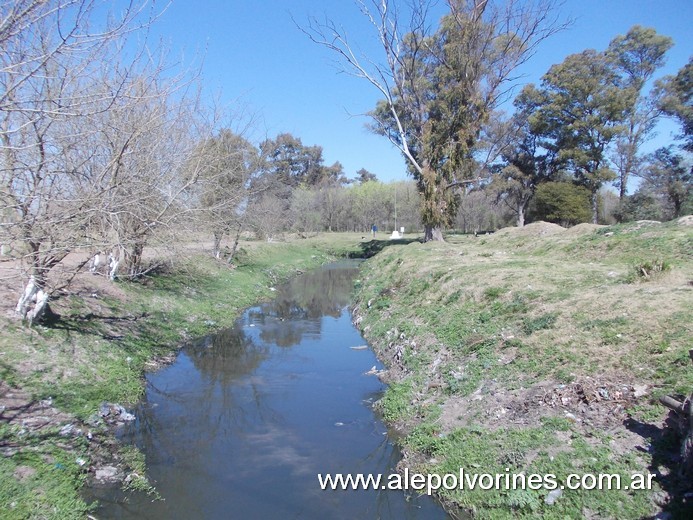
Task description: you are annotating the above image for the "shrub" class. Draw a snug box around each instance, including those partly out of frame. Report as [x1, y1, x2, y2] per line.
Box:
[530, 182, 592, 226]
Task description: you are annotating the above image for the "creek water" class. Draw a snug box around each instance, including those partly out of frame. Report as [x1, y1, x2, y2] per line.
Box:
[90, 260, 449, 519]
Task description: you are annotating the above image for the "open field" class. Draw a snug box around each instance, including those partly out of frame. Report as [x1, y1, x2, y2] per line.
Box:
[0, 235, 362, 518]
[353, 219, 693, 518]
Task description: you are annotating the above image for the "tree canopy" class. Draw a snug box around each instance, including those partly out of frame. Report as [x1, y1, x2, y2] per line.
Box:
[305, 0, 567, 241]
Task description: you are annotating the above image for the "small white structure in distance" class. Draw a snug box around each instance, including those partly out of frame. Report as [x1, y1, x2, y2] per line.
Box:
[390, 229, 402, 239]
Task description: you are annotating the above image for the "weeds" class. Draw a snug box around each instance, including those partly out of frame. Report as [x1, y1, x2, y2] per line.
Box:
[354, 220, 692, 519]
[631, 259, 670, 281]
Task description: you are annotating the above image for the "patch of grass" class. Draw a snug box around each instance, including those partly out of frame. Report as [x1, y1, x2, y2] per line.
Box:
[522, 312, 558, 335]
[408, 424, 659, 519]
[120, 446, 159, 496]
[378, 381, 415, 422]
[352, 223, 691, 518]
[0, 235, 362, 519]
[483, 286, 505, 300]
[629, 259, 670, 282]
[0, 426, 91, 519]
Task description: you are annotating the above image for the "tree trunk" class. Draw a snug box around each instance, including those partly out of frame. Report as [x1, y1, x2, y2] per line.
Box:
[15, 274, 49, 324]
[673, 194, 682, 219]
[229, 224, 243, 263]
[517, 203, 525, 227]
[127, 241, 145, 277]
[423, 225, 444, 242]
[213, 232, 223, 259]
[591, 192, 599, 224]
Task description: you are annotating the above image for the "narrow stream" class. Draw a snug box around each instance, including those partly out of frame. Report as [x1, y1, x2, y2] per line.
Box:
[90, 260, 449, 519]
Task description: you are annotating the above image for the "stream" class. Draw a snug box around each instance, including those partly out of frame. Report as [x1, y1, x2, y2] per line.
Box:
[89, 260, 449, 519]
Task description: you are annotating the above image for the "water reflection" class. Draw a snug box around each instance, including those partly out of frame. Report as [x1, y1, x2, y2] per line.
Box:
[89, 260, 449, 519]
[247, 263, 358, 348]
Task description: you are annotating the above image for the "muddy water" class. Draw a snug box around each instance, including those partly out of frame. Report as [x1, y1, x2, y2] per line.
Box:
[91, 261, 449, 519]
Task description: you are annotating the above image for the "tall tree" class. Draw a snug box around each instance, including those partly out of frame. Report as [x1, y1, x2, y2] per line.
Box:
[355, 167, 377, 184]
[304, 0, 567, 241]
[188, 130, 260, 260]
[640, 147, 692, 219]
[259, 133, 325, 189]
[657, 57, 693, 152]
[321, 161, 350, 186]
[522, 50, 631, 223]
[606, 26, 673, 201]
[487, 99, 554, 227]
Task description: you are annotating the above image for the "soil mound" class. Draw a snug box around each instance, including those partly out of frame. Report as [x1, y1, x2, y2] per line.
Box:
[563, 223, 605, 236]
[677, 215, 693, 226]
[493, 221, 566, 237]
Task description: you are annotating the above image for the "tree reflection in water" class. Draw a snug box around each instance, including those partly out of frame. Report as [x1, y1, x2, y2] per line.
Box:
[246, 262, 359, 348]
[90, 260, 449, 519]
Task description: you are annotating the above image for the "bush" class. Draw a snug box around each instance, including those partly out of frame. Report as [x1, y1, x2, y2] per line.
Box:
[530, 182, 592, 226]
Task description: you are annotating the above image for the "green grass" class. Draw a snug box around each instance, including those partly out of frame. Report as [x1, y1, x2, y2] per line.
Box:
[0, 425, 91, 519]
[353, 220, 692, 519]
[417, 424, 660, 519]
[0, 235, 361, 518]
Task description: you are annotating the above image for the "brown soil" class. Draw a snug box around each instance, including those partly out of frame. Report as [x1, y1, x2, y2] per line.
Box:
[677, 215, 693, 226]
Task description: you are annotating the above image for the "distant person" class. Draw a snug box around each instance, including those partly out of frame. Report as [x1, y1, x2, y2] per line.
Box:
[371, 224, 377, 237]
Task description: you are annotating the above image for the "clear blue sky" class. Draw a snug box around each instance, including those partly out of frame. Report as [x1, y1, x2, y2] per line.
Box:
[150, 0, 692, 183]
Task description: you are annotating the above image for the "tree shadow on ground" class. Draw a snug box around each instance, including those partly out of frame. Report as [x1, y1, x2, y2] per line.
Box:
[41, 307, 148, 341]
[356, 237, 421, 258]
[624, 411, 693, 518]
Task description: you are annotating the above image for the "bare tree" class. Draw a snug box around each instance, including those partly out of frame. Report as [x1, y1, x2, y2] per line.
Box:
[302, 0, 568, 241]
[185, 128, 262, 260]
[0, 1, 205, 322]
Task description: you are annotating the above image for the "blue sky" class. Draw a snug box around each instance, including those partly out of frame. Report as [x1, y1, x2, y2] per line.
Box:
[151, 1, 692, 183]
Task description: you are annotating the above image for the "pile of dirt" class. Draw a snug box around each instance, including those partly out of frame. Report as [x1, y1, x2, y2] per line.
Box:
[677, 215, 693, 226]
[493, 221, 566, 238]
[562, 223, 605, 236]
[435, 376, 647, 434]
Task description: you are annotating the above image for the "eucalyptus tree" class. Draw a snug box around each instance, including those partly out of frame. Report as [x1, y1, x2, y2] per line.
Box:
[355, 168, 377, 184]
[606, 26, 673, 201]
[258, 133, 326, 190]
[640, 147, 692, 219]
[304, 0, 567, 241]
[486, 99, 555, 227]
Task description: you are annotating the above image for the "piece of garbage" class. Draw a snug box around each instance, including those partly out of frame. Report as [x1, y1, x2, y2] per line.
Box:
[545, 488, 563, 505]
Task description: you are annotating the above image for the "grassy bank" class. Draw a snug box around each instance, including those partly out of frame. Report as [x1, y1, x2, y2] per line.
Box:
[353, 220, 692, 519]
[0, 235, 361, 518]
